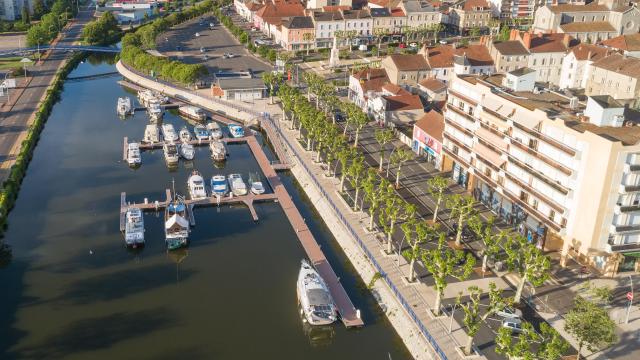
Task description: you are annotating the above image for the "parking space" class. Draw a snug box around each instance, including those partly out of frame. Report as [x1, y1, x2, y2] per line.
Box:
[156, 14, 272, 79]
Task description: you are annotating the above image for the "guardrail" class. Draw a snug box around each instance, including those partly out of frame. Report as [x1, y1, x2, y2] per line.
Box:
[264, 113, 450, 360]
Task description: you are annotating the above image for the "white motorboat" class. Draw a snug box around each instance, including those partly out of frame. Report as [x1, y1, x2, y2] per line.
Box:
[179, 126, 192, 143]
[138, 89, 156, 107]
[162, 123, 178, 143]
[188, 170, 207, 200]
[148, 100, 164, 121]
[124, 207, 145, 247]
[163, 142, 179, 165]
[127, 142, 141, 166]
[228, 124, 244, 138]
[209, 140, 226, 161]
[165, 195, 189, 250]
[193, 124, 210, 141]
[250, 181, 265, 195]
[179, 105, 206, 121]
[117, 97, 133, 116]
[154, 91, 169, 104]
[206, 121, 223, 139]
[210, 175, 228, 197]
[297, 259, 338, 326]
[143, 124, 160, 143]
[227, 174, 247, 196]
[180, 143, 195, 160]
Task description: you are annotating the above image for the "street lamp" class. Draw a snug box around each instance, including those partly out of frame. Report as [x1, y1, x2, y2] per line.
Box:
[2, 72, 11, 99]
[20, 57, 33, 78]
[625, 275, 634, 324]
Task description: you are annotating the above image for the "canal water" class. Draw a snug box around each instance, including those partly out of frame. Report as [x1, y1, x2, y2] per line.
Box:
[0, 56, 411, 359]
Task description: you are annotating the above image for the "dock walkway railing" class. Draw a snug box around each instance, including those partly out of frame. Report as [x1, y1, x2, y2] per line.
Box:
[263, 112, 450, 360]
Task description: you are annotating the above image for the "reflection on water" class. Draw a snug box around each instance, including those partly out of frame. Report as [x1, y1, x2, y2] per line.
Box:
[0, 55, 411, 360]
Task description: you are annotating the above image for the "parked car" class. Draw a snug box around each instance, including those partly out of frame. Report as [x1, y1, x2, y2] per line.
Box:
[223, 53, 238, 59]
[195, 32, 200, 37]
[502, 318, 524, 334]
[439, 40, 448, 45]
[203, 54, 208, 60]
[496, 306, 523, 319]
[409, 42, 418, 48]
[209, 23, 215, 29]
[399, 43, 407, 48]
[200, 47, 205, 53]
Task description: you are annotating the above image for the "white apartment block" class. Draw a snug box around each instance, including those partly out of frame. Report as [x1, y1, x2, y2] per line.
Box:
[1, 0, 30, 21]
[443, 73, 640, 275]
[558, 44, 610, 90]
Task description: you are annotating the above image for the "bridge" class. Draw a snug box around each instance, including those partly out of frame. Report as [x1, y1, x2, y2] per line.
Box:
[0, 45, 121, 57]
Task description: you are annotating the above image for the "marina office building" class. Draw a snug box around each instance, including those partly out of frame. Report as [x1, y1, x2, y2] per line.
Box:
[442, 69, 640, 275]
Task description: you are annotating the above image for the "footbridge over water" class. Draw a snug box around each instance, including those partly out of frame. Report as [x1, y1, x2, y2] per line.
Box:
[0, 45, 121, 57]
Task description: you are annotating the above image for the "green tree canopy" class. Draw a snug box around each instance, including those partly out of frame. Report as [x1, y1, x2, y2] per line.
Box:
[565, 297, 618, 357]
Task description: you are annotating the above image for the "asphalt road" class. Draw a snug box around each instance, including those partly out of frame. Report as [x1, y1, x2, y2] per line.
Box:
[0, 8, 94, 181]
[156, 14, 272, 79]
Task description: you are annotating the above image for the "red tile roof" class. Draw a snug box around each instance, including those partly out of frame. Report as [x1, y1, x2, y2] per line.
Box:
[386, 94, 424, 111]
[390, 8, 406, 17]
[424, 44, 494, 68]
[419, 77, 447, 92]
[462, 0, 490, 11]
[601, 33, 640, 51]
[255, 0, 304, 19]
[382, 83, 411, 96]
[414, 109, 444, 142]
[323, 5, 351, 12]
[570, 44, 611, 61]
[353, 68, 390, 93]
[387, 54, 430, 71]
[527, 33, 578, 53]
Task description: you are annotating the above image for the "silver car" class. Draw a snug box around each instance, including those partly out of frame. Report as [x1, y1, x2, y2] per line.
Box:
[501, 318, 524, 334]
[496, 306, 523, 319]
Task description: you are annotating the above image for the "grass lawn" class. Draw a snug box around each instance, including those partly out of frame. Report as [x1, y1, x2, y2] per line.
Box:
[0, 56, 36, 72]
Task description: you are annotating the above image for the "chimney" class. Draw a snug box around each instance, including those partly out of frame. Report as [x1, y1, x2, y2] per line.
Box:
[522, 32, 532, 49]
[367, 70, 371, 81]
[587, 50, 592, 60]
[452, 42, 457, 49]
[562, 34, 571, 48]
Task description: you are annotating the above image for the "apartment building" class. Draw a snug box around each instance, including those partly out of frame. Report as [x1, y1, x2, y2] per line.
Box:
[443, 72, 640, 274]
[486, 38, 530, 73]
[412, 109, 445, 168]
[348, 67, 390, 109]
[306, 0, 352, 9]
[381, 54, 430, 85]
[1, 0, 31, 21]
[311, 10, 344, 48]
[446, 0, 493, 33]
[533, 0, 640, 42]
[488, 0, 535, 20]
[399, 0, 442, 29]
[510, 30, 578, 85]
[342, 9, 373, 36]
[370, 7, 406, 35]
[419, 44, 495, 83]
[234, 0, 264, 22]
[585, 53, 640, 108]
[558, 44, 611, 90]
[280, 16, 315, 51]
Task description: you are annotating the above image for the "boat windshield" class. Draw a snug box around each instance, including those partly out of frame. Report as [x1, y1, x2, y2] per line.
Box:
[168, 204, 185, 212]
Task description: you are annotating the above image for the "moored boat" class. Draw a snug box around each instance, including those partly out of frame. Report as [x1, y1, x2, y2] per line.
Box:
[250, 181, 265, 195]
[188, 170, 207, 200]
[163, 142, 179, 165]
[179, 126, 192, 143]
[127, 142, 141, 166]
[210, 175, 228, 197]
[297, 259, 338, 326]
[228, 124, 244, 138]
[124, 207, 145, 247]
[138, 89, 156, 107]
[148, 100, 164, 121]
[179, 105, 206, 121]
[209, 140, 226, 161]
[207, 121, 223, 139]
[143, 124, 160, 143]
[193, 124, 210, 141]
[228, 174, 247, 196]
[165, 195, 189, 250]
[162, 123, 178, 143]
[180, 143, 195, 160]
[117, 97, 133, 116]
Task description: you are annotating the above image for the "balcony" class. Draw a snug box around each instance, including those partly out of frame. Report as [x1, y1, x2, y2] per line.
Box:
[607, 237, 640, 252]
[504, 172, 565, 214]
[509, 139, 572, 176]
[610, 223, 640, 234]
[511, 122, 577, 157]
[443, 131, 473, 153]
[624, 163, 640, 172]
[507, 155, 570, 195]
[443, 145, 471, 168]
[619, 184, 640, 193]
[448, 88, 479, 106]
[444, 116, 475, 137]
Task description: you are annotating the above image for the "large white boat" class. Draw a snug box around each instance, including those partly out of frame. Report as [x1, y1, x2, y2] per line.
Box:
[228, 174, 247, 196]
[117, 97, 133, 116]
[124, 207, 145, 247]
[193, 124, 210, 141]
[162, 123, 178, 143]
[179, 126, 192, 143]
[228, 124, 245, 138]
[180, 143, 195, 160]
[163, 142, 179, 165]
[210, 175, 228, 197]
[207, 121, 223, 139]
[153, 91, 169, 104]
[127, 142, 141, 166]
[165, 195, 189, 250]
[297, 259, 338, 326]
[143, 124, 160, 143]
[148, 100, 164, 121]
[138, 89, 156, 107]
[188, 170, 207, 200]
[209, 140, 226, 161]
[179, 105, 206, 121]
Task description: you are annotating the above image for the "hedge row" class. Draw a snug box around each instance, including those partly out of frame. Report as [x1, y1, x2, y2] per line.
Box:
[0, 52, 85, 235]
[119, 0, 218, 84]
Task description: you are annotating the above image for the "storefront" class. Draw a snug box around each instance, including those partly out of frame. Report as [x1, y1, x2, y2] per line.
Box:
[452, 162, 468, 187]
[412, 110, 444, 169]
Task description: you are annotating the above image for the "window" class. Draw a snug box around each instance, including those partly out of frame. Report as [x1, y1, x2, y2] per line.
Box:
[401, 74, 407, 80]
[533, 59, 537, 66]
[328, 25, 332, 29]
[320, 25, 324, 30]
[520, 191, 529, 202]
[532, 199, 538, 209]
[549, 209, 555, 222]
[541, 58, 546, 65]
